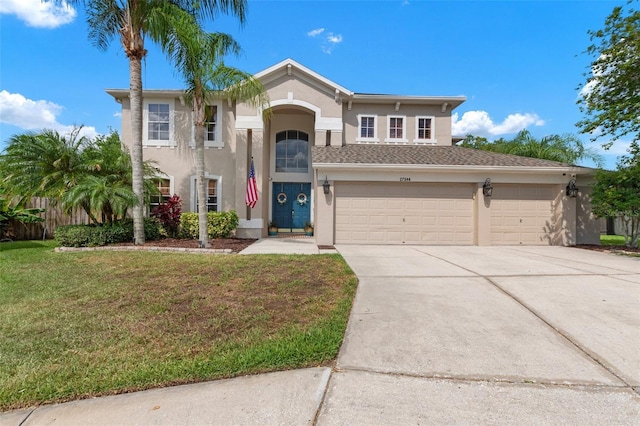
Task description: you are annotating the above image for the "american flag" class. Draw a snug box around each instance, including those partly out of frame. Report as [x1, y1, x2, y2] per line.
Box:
[245, 159, 258, 208]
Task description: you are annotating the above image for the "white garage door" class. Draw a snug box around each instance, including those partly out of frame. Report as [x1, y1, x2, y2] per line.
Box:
[335, 182, 473, 244]
[490, 184, 556, 245]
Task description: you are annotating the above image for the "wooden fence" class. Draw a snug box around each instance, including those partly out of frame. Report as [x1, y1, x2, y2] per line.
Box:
[5, 198, 90, 240]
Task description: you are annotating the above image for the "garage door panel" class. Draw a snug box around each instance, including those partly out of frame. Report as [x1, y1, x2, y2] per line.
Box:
[490, 184, 555, 245]
[335, 182, 473, 245]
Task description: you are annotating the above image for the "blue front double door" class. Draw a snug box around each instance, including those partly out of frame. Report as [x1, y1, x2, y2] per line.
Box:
[272, 182, 311, 230]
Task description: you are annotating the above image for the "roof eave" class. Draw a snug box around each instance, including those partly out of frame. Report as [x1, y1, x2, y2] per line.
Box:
[313, 163, 595, 175]
[350, 94, 466, 109]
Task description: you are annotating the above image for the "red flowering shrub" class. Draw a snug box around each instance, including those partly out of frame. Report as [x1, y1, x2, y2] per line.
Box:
[151, 195, 182, 237]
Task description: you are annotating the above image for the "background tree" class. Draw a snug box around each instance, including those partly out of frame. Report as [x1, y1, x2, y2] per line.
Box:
[590, 144, 640, 247]
[0, 129, 159, 225]
[164, 16, 267, 247]
[578, 1, 640, 244]
[460, 130, 602, 166]
[62, 0, 247, 244]
[577, 0, 640, 151]
[0, 128, 87, 204]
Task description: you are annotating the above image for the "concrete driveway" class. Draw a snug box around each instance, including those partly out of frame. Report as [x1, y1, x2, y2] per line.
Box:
[319, 245, 640, 424]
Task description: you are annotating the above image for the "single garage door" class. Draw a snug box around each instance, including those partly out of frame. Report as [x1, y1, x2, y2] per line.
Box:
[335, 182, 473, 244]
[490, 184, 556, 245]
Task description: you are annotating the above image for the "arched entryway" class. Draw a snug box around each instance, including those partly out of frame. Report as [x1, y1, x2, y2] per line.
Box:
[272, 130, 311, 231]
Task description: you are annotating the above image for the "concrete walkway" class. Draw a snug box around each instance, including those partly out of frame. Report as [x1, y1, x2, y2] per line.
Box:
[3, 243, 639, 425]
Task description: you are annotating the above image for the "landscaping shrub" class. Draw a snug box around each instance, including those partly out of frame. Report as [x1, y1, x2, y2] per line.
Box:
[179, 211, 239, 239]
[55, 218, 162, 247]
[151, 195, 182, 237]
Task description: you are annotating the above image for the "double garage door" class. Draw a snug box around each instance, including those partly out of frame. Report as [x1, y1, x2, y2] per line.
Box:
[335, 182, 474, 244]
[335, 182, 556, 245]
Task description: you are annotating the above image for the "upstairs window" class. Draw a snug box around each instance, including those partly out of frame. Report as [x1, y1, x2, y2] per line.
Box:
[275, 130, 309, 173]
[205, 105, 217, 142]
[148, 104, 170, 141]
[415, 116, 435, 143]
[143, 100, 174, 146]
[357, 115, 378, 143]
[191, 101, 223, 148]
[386, 116, 407, 143]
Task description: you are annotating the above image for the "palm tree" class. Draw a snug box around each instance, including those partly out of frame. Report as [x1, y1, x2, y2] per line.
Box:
[0, 128, 87, 204]
[62, 131, 159, 223]
[0, 128, 159, 225]
[62, 0, 247, 244]
[61, 175, 139, 223]
[462, 130, 603, 166]
[164, 17, 267, 247]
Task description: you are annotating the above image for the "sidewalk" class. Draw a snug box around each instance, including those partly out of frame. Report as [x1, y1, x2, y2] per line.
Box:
[238, 236, 336, 255]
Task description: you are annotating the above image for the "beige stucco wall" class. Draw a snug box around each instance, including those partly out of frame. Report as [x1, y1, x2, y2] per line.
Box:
[118, 93, 240, 216]
[576, 186, 601, 244]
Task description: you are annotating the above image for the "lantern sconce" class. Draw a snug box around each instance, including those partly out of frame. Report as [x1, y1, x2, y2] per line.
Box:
[323, 176, 330, 195]
[482, 178, 493, 197]
[566, 178, 578, 198]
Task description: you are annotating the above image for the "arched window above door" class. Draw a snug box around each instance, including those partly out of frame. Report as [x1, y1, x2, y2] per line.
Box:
[275, 130, 309, 173]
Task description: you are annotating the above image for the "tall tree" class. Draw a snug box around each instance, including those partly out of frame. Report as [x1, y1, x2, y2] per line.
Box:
[61, 0, 247, 244]
[577, 0, 640, 151]
[460, 130, 602, 166]
[164, 17, 267, 247]
[590, 144, 640, 247]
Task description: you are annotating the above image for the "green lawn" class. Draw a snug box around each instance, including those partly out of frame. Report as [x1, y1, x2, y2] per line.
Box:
[600, 234, 627, 246]
[0, 241, 357, 411]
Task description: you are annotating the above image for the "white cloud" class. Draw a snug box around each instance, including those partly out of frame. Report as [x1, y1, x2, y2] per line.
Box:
[309, 27, 343, 54]
[0, 0, 76, 28]
[452, 110, 544, 137]
[0, 90, 97, 139]
[320, 32, 343, 54]
[307, 28, 325, 37]
[327, 33, 343, 44]
[113, 111, 122, 118]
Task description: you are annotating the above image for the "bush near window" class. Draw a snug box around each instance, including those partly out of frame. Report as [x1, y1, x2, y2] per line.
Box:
[151, 195, 182, 237]
[179, 211, 239, 239]
[55, 218, 163, 247]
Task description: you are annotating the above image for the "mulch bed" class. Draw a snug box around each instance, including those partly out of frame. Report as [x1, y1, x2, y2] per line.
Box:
[575, 244, 640, 256]
[113, 238, 257, 253]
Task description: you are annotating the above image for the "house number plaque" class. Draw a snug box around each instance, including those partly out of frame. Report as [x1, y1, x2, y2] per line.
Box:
[399, 177, 411, 182]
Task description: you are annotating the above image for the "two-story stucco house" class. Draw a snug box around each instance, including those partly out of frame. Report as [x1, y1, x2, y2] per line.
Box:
[107, 58, 599, 246]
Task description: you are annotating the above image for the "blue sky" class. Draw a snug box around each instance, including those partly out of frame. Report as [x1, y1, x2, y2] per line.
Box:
[0, 0, 630, 169]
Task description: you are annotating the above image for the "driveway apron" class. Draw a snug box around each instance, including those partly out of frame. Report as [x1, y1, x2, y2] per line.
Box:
[318, 245, 640, 425]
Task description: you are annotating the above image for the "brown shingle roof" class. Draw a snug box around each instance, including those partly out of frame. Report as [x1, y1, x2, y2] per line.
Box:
[311, 145, 577, 168]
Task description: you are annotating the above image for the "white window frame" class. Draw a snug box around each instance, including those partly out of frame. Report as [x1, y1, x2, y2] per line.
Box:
[190, 100, 224, 149]
[385, 115, 408, 144]
[356, 114, 379, 143]
[143, 99, 174, 147]
[190, 173, 222, 212]
[414, 115, 436, 144]
[147, 175, 174, 216]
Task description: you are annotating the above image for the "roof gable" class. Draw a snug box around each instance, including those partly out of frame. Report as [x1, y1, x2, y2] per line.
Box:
[254, 58, 353, 100]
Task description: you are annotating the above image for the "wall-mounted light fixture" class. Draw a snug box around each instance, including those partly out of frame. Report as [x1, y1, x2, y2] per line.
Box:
[482, 178, 493, 197]
[323, 176, 330, 194]
[566, 178, 578, 198]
